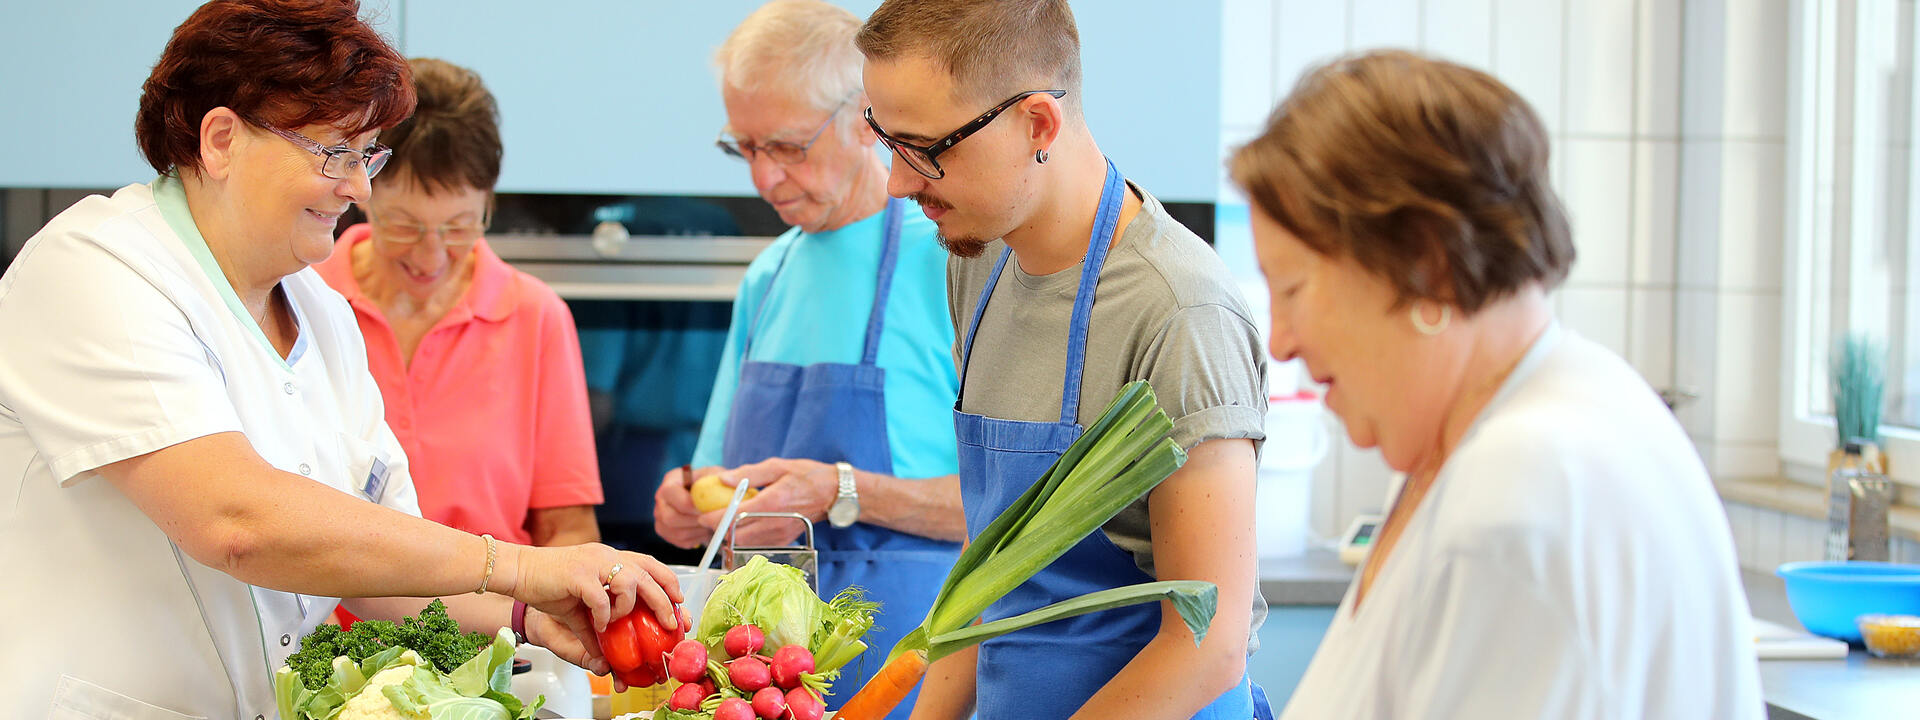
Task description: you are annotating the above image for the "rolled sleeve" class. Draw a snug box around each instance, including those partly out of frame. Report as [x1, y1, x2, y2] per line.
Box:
[1141, 303, 1268, 451]
[0, 232, 241, 484]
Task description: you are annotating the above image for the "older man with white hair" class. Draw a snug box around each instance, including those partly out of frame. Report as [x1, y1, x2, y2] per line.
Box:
[652, 2, 961, 716]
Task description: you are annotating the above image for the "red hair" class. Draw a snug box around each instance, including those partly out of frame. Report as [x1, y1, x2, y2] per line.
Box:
[136, 0, 416, 175]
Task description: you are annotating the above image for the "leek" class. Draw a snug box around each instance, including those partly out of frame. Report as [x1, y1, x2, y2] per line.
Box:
[889, 381, 1217, 662]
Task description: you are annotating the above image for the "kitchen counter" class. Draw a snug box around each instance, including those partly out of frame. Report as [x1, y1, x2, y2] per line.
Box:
[1254, 553, 1920, 718]
[1744, 570, 1920, 720]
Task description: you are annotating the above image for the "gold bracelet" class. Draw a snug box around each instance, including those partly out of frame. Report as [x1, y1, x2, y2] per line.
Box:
[475, 534, 497, 595]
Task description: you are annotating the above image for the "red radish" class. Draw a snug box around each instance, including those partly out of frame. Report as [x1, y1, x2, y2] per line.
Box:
[751, 686, 788, 719]
[770, 644, 815, 689]
[669, 639, 709, 683]
[728, 654, 772, 692]
[785, 687, 825, 720]
[714, 697, 756, 720]
[668, 682, 709, 711]
[724, 624, 766, 658]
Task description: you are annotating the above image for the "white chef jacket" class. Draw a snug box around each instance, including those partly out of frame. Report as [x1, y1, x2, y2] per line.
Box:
[1280, 324, 1763, 719]
[0, 177, 420, 720]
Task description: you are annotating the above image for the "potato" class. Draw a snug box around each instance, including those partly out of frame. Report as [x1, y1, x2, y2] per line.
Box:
[691, 474, 758, 514]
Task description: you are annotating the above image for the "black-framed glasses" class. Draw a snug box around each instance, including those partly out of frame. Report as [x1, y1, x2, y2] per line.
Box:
[717, 101, 848, 166]
[866, 89, 1066, 179]
[247, 117, 392, 180]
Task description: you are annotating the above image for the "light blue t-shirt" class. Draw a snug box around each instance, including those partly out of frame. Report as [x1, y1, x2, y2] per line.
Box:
[691, 205, 959, 479]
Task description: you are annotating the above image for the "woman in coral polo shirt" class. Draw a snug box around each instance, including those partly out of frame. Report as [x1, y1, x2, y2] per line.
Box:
[318, 58, 603, 547]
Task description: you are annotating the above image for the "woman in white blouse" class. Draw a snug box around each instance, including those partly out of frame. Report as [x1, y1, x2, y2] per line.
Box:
[0, 2, 678, 718]
[1230, 50, 1763, 719]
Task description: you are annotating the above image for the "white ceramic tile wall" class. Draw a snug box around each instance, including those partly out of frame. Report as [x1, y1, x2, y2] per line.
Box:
[1561, 287, 1632, 355]
[1631, 141, 1680, 285]
[1423, 0, 1494, 68]
[1493, 0, 1566, 134]
[1712, 292, 1784, 442]
[1564, 0, 1639, 137]
[1232, 1, 1807, 550]
[1562, 138, 1636, 287]
[1629, 288, 1676, 388]
[1715, 141, 1789, 291]
[1347, 0, 1423, 50]
[1636, 0, 1684, 137]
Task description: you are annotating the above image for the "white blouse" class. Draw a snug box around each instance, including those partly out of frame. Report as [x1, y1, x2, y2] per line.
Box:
[0, 178, 418, 720]
[1280, 325, 1763, 720]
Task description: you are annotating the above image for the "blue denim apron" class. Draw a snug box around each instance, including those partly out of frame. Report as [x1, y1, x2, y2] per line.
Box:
[953, 161, 1272, 720]
[719, 198, 958, 719]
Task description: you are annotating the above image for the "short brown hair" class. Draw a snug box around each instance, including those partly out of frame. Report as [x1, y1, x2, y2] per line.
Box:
[856, 0, 1081, 109]
[376, 58, 503, 194]
[136, 0, 415, 176]
[1230, 51, 1574, 314]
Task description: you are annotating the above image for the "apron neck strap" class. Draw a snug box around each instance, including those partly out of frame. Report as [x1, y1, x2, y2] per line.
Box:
[860, 198, 907, 365]
[741, 198, 905, 362]
[958, 159, 1128, 425]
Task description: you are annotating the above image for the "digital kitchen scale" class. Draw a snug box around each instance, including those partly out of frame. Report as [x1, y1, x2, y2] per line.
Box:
[1338, 514, 1383, 566]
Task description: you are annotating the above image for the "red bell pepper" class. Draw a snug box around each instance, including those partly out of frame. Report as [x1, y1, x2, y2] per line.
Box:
[598, 605, 689, 687]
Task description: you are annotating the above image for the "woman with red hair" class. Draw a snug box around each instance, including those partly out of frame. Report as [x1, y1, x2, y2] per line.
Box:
[0, 2, 679, 717]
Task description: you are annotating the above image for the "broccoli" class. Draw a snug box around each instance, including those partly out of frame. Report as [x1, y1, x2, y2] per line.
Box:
[286, 599, 491, 690]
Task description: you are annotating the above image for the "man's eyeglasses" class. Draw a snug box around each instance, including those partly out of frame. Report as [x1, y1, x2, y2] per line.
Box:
[247, 117, 392, 180]
[716, 101, 848, 166]
[367, 209, 488, 248]
[866, 89, 1066, 179]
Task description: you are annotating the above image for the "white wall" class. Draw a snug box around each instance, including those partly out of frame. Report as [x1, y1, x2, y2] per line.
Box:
[1218, 1, 1847, 565]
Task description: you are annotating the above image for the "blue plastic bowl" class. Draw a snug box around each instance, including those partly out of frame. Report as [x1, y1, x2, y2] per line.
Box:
[1776, 561, 1920, 642]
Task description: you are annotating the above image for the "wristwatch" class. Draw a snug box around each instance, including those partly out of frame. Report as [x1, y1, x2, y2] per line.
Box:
[827, 461, 861, 528]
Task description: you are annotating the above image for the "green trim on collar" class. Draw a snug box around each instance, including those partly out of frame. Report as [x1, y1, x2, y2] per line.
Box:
[150, 175, 292, 371]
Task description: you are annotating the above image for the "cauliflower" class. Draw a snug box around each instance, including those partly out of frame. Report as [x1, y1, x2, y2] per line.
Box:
[335, 665, 428, 720]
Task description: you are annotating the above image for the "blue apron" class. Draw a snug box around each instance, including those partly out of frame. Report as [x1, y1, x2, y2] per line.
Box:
[953, 161, 1273, 720]
[719, 198, 958, 719]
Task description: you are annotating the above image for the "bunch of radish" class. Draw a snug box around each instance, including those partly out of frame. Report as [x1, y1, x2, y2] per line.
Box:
[661, 623, 831, 720]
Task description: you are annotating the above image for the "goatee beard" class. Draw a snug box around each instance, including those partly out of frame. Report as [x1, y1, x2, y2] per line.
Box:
[939, 233, 991, 258]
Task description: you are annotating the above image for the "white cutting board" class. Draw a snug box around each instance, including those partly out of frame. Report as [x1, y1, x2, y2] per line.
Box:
[1754, 617, 1850, 660]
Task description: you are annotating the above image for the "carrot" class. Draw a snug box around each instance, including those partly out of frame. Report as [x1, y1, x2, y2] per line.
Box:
[831, 648, 928, 720]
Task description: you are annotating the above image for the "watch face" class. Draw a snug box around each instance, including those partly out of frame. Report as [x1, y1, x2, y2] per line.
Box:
[829, 497, 859, 528]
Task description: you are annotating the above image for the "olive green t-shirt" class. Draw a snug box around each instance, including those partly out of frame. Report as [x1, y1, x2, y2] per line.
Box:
[948, 182, 1270, 646]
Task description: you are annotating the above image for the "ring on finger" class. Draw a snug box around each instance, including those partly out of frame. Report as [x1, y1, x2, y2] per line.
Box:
[604, 563, 624, 585]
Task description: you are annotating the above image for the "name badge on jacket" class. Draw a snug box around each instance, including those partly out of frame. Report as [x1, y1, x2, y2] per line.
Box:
[362, 457, 389, 503]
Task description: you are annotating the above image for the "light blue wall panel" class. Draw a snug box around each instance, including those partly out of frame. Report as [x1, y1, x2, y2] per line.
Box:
[6, 1, 1222, 201]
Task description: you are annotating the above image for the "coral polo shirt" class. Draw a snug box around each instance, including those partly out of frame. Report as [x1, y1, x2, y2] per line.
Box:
[317, 225, 602, 544]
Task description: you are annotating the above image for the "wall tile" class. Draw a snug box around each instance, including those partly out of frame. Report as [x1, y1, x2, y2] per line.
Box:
[1629, 287, 1675, 389]
[1711, 292, 1783, 443]
[1752, 506, 1786, 571]
[1636, 0, 1684, 137]
[1561, 287, 1631, 356]
[1348, 0, 1424, 51]
[1673, 289, 1719, 436]
[1632, 140, 1680, 285]
[1563, 138, 1635, 286]
[1725, 502, 1756, 565]
[1564, 0, 1638, 136]
[1275, 0, 1351, 96]
[1219, 0, 1278, 128]
[1716, 141, 1787, 290]
[1680, 0, 1727, 137]
[1720, 0, 1791, 139]
[1495, 0, 1567, 134]
[1422, 0, 1495, 70]
[1677, 140, 1725, 288]
[1711, 441, 1780, 478]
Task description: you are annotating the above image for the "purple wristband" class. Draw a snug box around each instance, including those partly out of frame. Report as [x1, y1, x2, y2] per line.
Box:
[511, 600, 529, 644]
